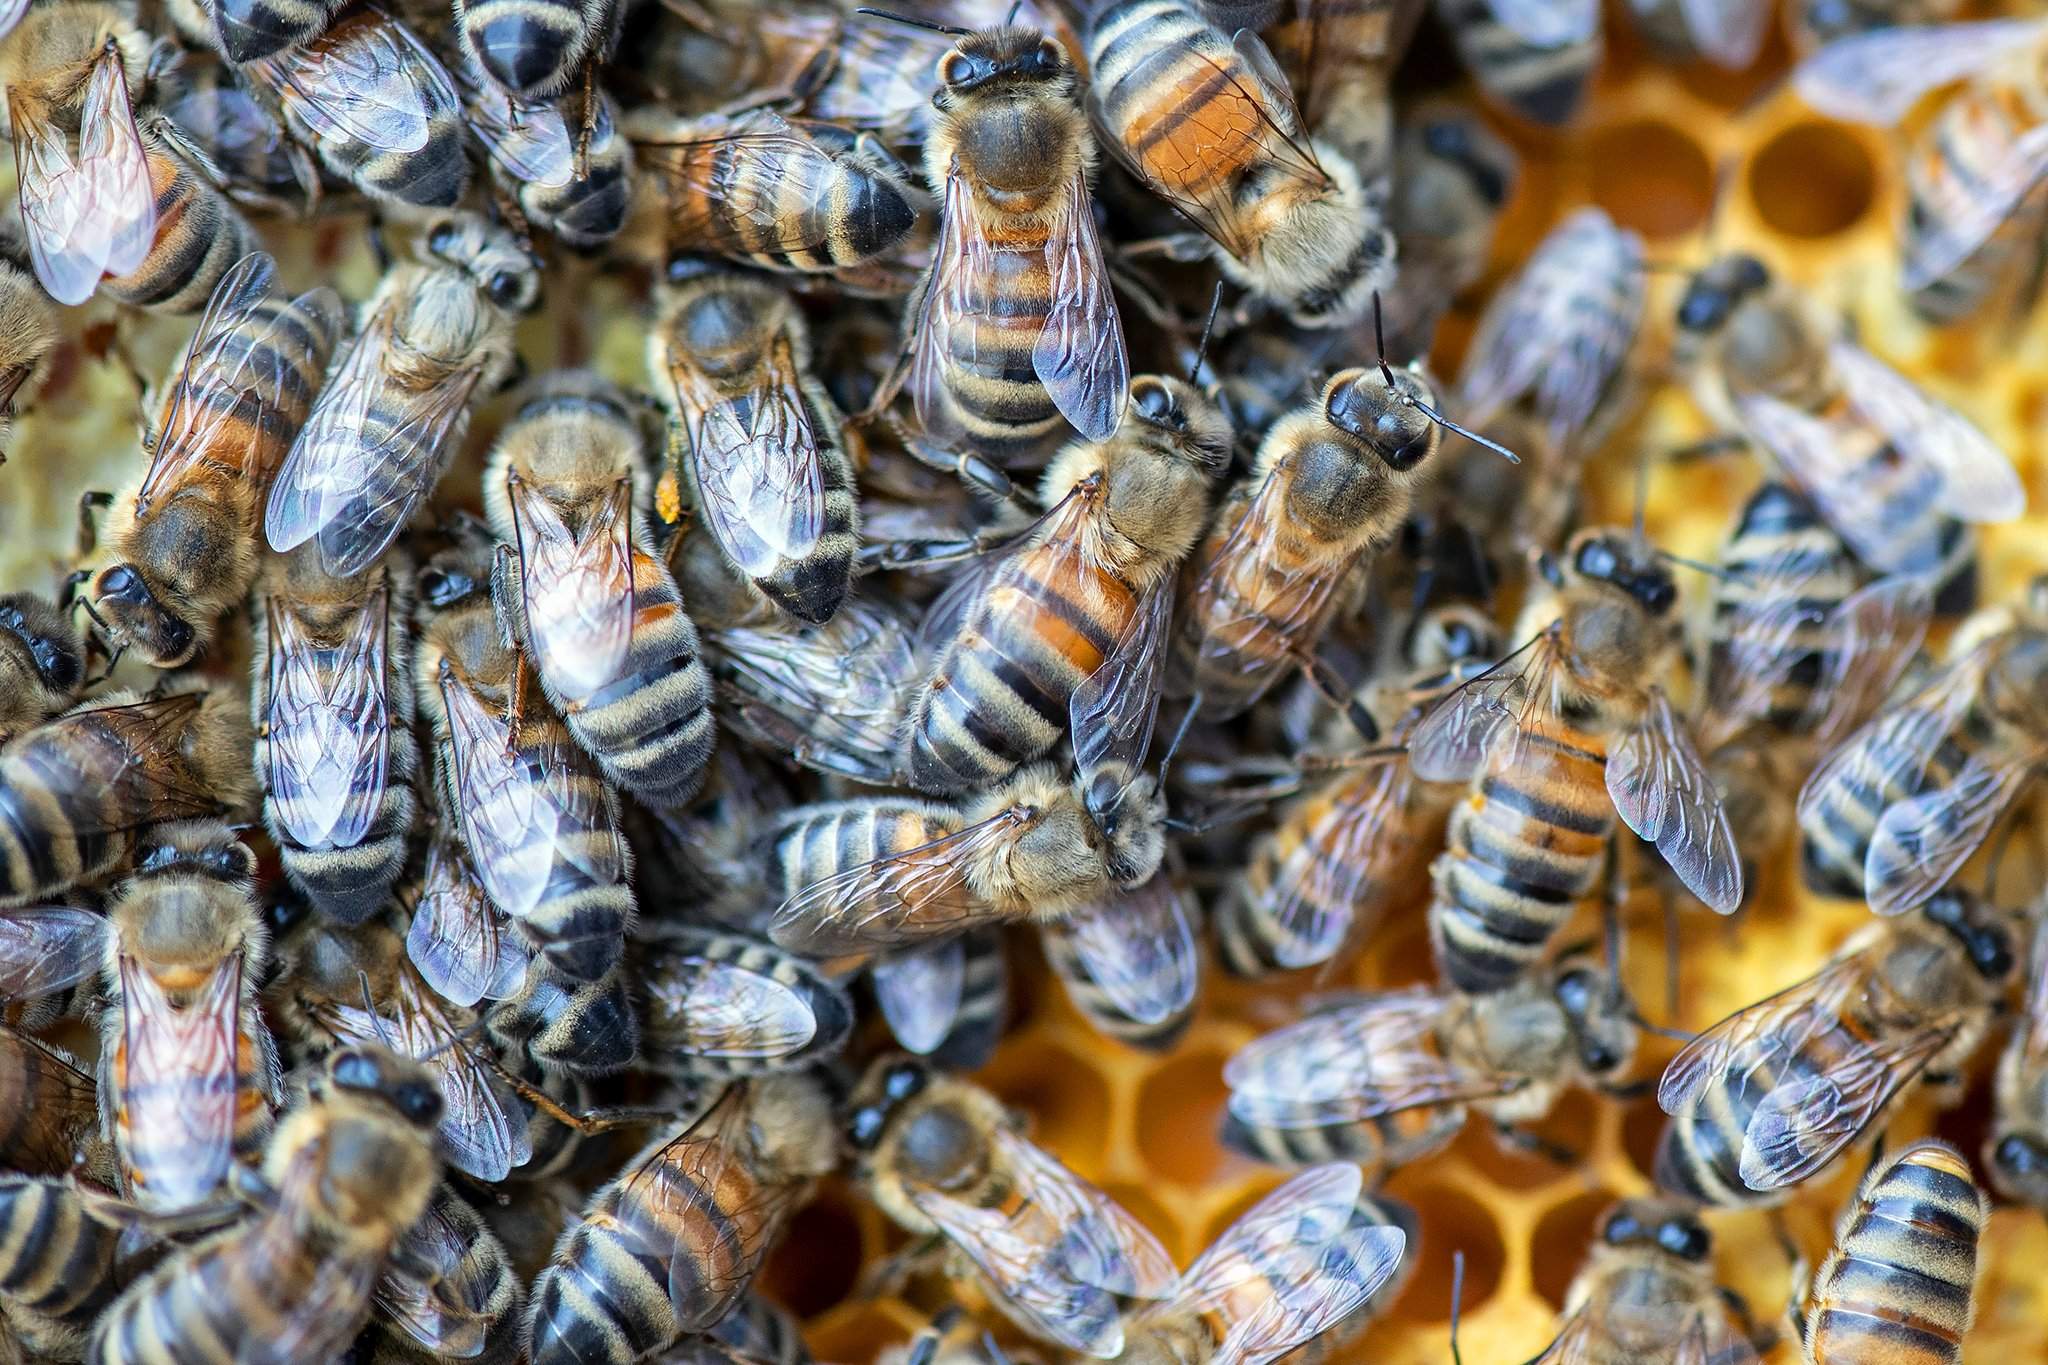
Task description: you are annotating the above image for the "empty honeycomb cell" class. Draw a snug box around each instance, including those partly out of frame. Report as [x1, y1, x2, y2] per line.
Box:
[1134, 1046, 1258, 1188]
[1452, 1089, 1603, 1191]
[1375, 1179, 1507, 1323]
[1621, 1094, 1672, 1186]
[1529, 1189, 1622, 1310]
[758, 1191, 868, 1318]
[1746, 121, 1878, 238]
[979, 1038, 1114, 1171]
[1586, 119, 1715, 238]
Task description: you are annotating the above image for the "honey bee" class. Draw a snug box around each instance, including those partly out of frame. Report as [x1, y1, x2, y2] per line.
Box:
[1533, 1200, 1765, 1364]
[254, 545, 418, 927]
[902, 370, 1228, 796]
[455, 0, 618, 101]
[0, 592, 85, 742]
[95, 820, 281, 1214]
[1674, 252, 2018, 605]
[0, 262, 57, 459]
[0, 2, 160, 305]
[241, 7, 468, 211]
[483, 372, 715, 811]
[648, 264, 860, 626]
[1792, 1140, 1987, 1365]
[1626, 0, 1769, 68]
[628, 108, 922, 278]
[85, 1043, 448, 1365]
[1796, 19, 2048, 324]
[0, 1175, 124, 1361]
[1656, 888, 2016, 1206]
[765, 760, 1166, 958]
[268, 211, 538, 578]
[1377, 107, 1517, 363]
[413, 520, 637, 986]
[1433, 0, 1602, 126]
[1989, 911, 2048, 1210]
[370, 1182, 526, 1365]
[485, 959, 639, 1078]
[525, 1075, 835, 1365]
[268, 904, 533, 1183]
[1086, 0, 1394, 327]
[0, 684, 255, 906]
[96, 119, 266, 315]
[85, 252, 341, 670]
[1118, 1163, 1411, 1365]
[202, 0, 341, 61]
[1797, 579, 2048, 914]
[1176, 359, 1511, 723]
[1040, 875, 1200, 1053]
[885, 14, 1126, 461]
[458, 65, 636, 251]
[158, 55, 316, 213]
[1411, 529, 1742, 994]
[637, 921, 854, 1080]
[0, 1026, 99, 1174]
[871, 926, 1008, 1067]
[627, 0, 841, 118]
[846, 1055, 1177, 1356]
[1224, 951, 1638, 1170]
[676, 526, 921, 786]
[1217, 604, 1500, 978]
[404, 835, 532, 1010]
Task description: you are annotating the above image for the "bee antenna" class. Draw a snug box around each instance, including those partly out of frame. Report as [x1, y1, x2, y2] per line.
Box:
[1002, 0, 1023, 23]
[1449, 1249, 1467, 1365]
[1419, 398, 1522, 464]
[1189, 281, 1224, 387]
[1656, 549, 1747, 584]
[1372, 289, 1389, 369]
[854, 7, 971, 34]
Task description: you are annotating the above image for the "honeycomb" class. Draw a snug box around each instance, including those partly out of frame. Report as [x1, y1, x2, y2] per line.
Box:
[4, 6, 2048, 1365]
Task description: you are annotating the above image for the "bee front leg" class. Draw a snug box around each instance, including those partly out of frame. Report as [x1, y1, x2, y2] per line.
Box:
[74, 490, 113, 560]
[855, 1233, 946, 1299]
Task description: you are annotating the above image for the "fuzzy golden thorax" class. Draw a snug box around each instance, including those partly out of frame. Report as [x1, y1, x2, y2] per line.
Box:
[853, 1060, 1008, 1236]
[923, 28, 1090, 220]
[961, 764, 1113, 916]
[0, 3, 152, 130]
[269, 1046, 443, 1245]
[740, 1073, 840, 1185]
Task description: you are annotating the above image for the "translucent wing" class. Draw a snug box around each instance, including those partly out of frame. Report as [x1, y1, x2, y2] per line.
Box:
[2022, 917, 2048, 1062]
[645, 951, 821, 1060]
[1738, 1023, 1956, 1191]
[407, 839, 531, 1008]
[1658, 948, 1875, 1116]
[989, 1130, 1177, 1300]
[1212, 1216, 1406, 1365]
[0, 906, 106, 1000]
[265, 305, 392, 554]
[1866, 749, 2043, 917]
[1830, 339, 2025, 525]
[1678, 0, 1769, 67]
[511, 473, 634, 704]
[1405, 632, 1558, 783]
[672, 329, 828, 582]
[914, 481, 1097, 656]
[1034, 165, 1127, 441]
[1526, 1303, 1607, 1365]
[1224, 990, 1518, 1126]
[643, 111, 870, 261]
[375, 1197, 495, 1359]
[1047, 877, 1199, 1026]
[9, 694, 227, 837]
[227, 1147, 382, 1364]
[768, 804, 1035, 955]
[1736, 391, 1936, 576]
[1796, 646, 1993, 832]
[1070, 580, 1170, 795]
[872, 938, 964, 1054]
[1696, 542, 1835, 754]
[0, 0, 28, 38]
[1607, 686, 1743, 914]
[1486, 0, 1598, 46]
[1179, 1164, 1362, 1303]
[247, 11, 456, 153]
[1675, 1309, 1765, 1365]
[1802, 573, 1936, 753]
[12, 48, 154, 304]
[1253, 756, 1416, 969]
[1793, 20, 2044, 125]
[909, 165, 1000, 445]
[120, 954, 243, 1211]
[1900, 122, 2048, 294]
[0, 1026, 98, 1173]
[263, 585, 390, 851]
[460, 68, 576, 189]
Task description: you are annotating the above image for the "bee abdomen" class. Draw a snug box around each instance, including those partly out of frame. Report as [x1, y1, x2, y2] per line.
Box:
[924, 242, 1063, 461]
[272, 785, 416, 925]
[567, 595, 714, 811]
[516, 872, 633, 983]
[1799, 709, 1985, 896]
[753, 439, 858, 625]
[0, 1176, 120, 1332]
[529, 1207, 679, 1365]
[774, 803, 931, 901]
[102, 151, 259, 315]
[1437, 0, 1596, 125]
[0, 779, 115, 906]
[1043, 927, 1192, 1053]
[489, 960, 639, 1076]
[461, 0, 599, 100]
[300, 106, 468, 208]
[1091, 1, 1246, 198]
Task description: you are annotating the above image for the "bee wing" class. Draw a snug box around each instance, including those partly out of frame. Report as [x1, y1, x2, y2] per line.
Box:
[1792, 19, 2046, 126]
[915, 482, 1097, 656]
[768, 805, 1034, 955]
[675, 330, 830, 581]
[2022, 917, 2048, 1061]
[1657, 948, 1873, 1116]
[1525, 1305, 1608, 1365]
[10, 49, 154, 305]
[1033, 164, 1127, 441]
[1866, 749, 2044, 918]
[1484, 0, 1598, 46]
[1829, 339, 2025, 525]
[406, 839, 531, 1008]
[1070, 579, 1170, 795]
[714, 597, 917, 781]
[1796, 645, 1993, 837]
[1696, 547, 1836, 753]
[119, 953, 242, 1211]
[645, 112, 852, 260]
[1405, 633, 1556, 783]
[0, 0, 29, 38]
[909, 166, 995, 446]
[266, 308, 391, 554]
[1901, 124, 2048, 294]
[1045, 876, 1199, 1026]
[462, 73, 577, 189]
[1677, 0, 1769, 68]
[991, 1126, 1178, 1299]
[1254, 755, 1416, 969]
[914, 1190, 1130, 1357]
[1802, 572, 1936, 753]
[263, 584, 391, 851]
[1211, 1218, 1406, 1365]
[648, 950, 822, 1060]
[375, 1198, 493, 1359]
[0, 1026, 98, 1171]
[1607, 686, 1744, 914]
[1674, 1308, 1766, 1365]
[249, 15, 455, 154]
[1737, 1021, 1958, 1191]
[0, 905, 107, 1000]
[33, 694, 228, 835]
[512, 473, 635, 703]
[871, 938, 965, 1054]
[1734, 392, 1930, 576]
[1224, 990, 1514, 1126]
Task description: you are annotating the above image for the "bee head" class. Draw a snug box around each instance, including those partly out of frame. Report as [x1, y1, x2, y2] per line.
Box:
[0, 593, 82, 700]
[1920, 889, 2016, 982]
[935, 27, 1069, 98]
[1599, 1200, 1711, 1262]
[87, 562, 197, 668]
[1324, 367, 1437, 472]
[1552, 963, 1638, 1079]
[845, 1055, 932, 1153]
[1990, 1131, 2048, 1208]
[1564, 530, 1677, 617]
[327, 1045, 445, 1131]
[1675, 252, 1771, 335]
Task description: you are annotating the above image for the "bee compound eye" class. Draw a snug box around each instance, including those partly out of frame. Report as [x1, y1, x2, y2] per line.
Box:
[331, 1050, 384, 1093]
[1656, 1219, 1710, 1262]
[847, 1106, 886, 1151]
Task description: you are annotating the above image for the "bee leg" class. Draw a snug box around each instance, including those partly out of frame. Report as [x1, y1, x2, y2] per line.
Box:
[1492, 1122, 1578, 1166]
[486, 179, 539, 260]
[885, 417, 1026, 508]
[1114, 232, 1212, 266]
[855, 1232, 945, 1299]
[1288, 649, 1379, 745]
[480, 1051, 669, 1134]
[1449, 1249, 1468, 1365]
[74, 490, 113, 560]
[488, 543, 525, 651]
[576, 61, 597, 180]
[1662, 434, 1749, 463]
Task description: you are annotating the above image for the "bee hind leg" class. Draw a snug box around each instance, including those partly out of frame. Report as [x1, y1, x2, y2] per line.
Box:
[1492, 1122, 1578, 1166]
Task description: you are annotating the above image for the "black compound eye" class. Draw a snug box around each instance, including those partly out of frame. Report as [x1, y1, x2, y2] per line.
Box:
[1439, 621, 1478, 659]
[1601, 1211, 1643, 1245]
[158, 613, 195, 659]
[136, 842, 181, 872]
[1676, 283, 1729, 332]
[847, 1106, 886, 1151]
[486, 270, 526, 309]
[97, 564, 147, 604]
[1423, 120, 1470, 158]
[884, 1061, 928, 1103]
[1581, 1041, 1621, 1072]
[1733, 255, 1771, 291]
[205, 845, 252, 877]
[395, 1081, 443, 1125]
[428, 222, 458, 255]
[938, 51, 978, 87]
[419, 568, 475, 608]
[332, 1050, 384, 1093]
[1657, 1218, 1711, 1262]
[265, 895, 310, 938]
[1131, 379, 1179, 427]
[1996, 1134, 2048, 1179]
[1634, 576, 1676, 615]
[1971, 927, 2015, 980]
[1033, 38, 1061, 70]
[1554, 968, 1594, 1012]
[1574, 538, 1620, 582]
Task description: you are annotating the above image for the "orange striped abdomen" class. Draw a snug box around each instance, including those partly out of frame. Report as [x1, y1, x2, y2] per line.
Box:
[1179, 498, 1350, 717]
[1089, 0, 1262, 218]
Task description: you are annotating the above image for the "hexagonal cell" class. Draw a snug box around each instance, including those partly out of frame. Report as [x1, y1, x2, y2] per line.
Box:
[1455, 1088, 1603, 1191]
[1747, 121, 1877, 238]
[804, 1301, 918, 1363]
[978, 1037, 1115, 1171]
[1135, 1047, 1260, 1188]
[1588, 120, 1715, 238]
[758, 1190, 868, 1318]
[1376, 1177, 1507, 1323]
[1529, 1188, 1619, 1309]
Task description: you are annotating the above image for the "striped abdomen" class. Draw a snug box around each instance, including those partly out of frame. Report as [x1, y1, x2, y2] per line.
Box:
[459, 0, 600, 100]
[0, 1175, 122, 1354]
[917, 208, 1064, 463]
[1089, 0, 1265, 212]
[659, 131, 915, 271]
[1710, 482, 1859, 738]
[1808, 1141, 1985, 1365]
[486, 960, 638, 1077]
[906, 546, 1134, 793]
[153, 286, 339, 486]
[1429, 715, 1610, 994]
[1906, 79, 2048, 325]
[1815, 392, 1976, 611]
[639, 927, 853, 1080]
[110, 1000, 279, 1203]
[520, 110, 633, 251]
[1435, 0, 1598, 125]
[101, 139, 258, 315]
[928, 928, 1009, 1070]
[558, 545, 714, 811]
[497, 726, 633, 983]
[283, 20, 467, 208]
[208, 0, 335, 62]
[1222, 1086, 1465, 1173]
[1042, 919, 1194, 1053]
[0, 719, 184, 904]
[770, 799, 954, 911]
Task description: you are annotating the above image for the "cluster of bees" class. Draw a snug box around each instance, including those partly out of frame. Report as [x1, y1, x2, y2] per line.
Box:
[0, 0, 2040, 1358]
